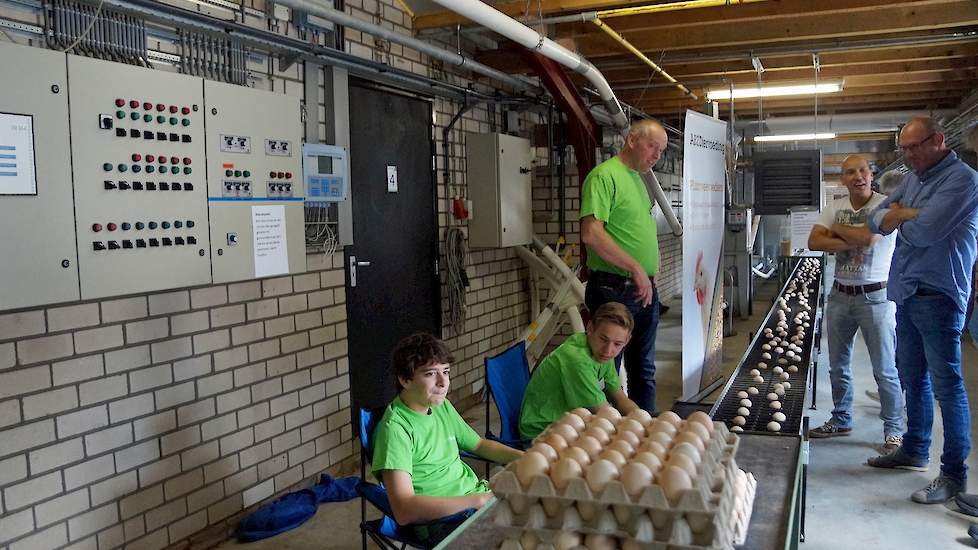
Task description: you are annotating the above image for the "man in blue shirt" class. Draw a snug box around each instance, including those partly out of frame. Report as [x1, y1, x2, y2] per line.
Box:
[866, 117, 978, 505]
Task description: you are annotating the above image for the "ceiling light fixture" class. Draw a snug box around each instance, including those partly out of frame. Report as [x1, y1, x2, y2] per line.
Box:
[753, 133, 837, 143]
[707, 82, 843, 101]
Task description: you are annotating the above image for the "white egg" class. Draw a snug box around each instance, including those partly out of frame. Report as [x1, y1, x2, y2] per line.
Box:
[767, 392, 778, 401]
[788, 365, 799, 373]
[780, 372, 790, 380]
[767, 421, 782, 432]
[737, 390, 749, 399]
[773, 412, 786, 422]
[782, 382, 792, 390]
[761, 352, 771, 360]
[773, 366, 784, 375]
[619, 462, 654, 498]
[749, 369, 760, 377]
[747, 387, 759, 395]
[737, 406, 750, 416]
[753, 375, 764, 383]
[551, 457, 584, 490]
[775, 347, 784, 354]
[778, 358, 788, 365]
[732, 415, 746, 426]
[585, 459, 619, 493]
[516, 451, 550, 488]
[731, 425, 744, 433]
[762, 344, 771, 350]
[774, 386, 785, 396]
[770, 401, 782, 410]
[740, 399, 752, 408]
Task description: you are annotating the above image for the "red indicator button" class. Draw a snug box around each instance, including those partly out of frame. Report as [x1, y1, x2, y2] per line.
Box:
[182, 157, 191, 165]
[159, 156, 167, 164]
[277, 172, 285, 179]
[170, 156, 179, 165]
[285, 172, 293, 179]
[107, 223, 118, 231]
[169, 105, 178, 113]
[129, 100, 139, 108]
[115, 99, 125, 107]
[156, 103, 165, 112]
[143, 102, 152, 110]
[146, 154, 155, 163]
[131, 153, 142, 162]
[269, 171, 277, 179]
[92, 223, 103, 232]
[181, 106, 191, 115]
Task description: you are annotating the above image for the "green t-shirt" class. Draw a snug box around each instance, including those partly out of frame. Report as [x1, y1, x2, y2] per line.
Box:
[580, 156, 659, 277]
[518, 333, 622, 439]
[371, 396, 488, 498]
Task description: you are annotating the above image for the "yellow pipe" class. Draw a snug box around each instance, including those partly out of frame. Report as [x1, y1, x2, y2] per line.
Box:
[597, 0, 768, 20]
[395, 0, 415, 20]
[591, 17, 698, 99]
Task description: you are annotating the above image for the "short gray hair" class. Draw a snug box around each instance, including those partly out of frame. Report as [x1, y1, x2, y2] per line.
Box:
[877, 170, 904, 196]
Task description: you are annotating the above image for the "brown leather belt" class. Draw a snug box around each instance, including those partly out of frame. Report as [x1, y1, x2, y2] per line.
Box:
[833, 281, 886, 295]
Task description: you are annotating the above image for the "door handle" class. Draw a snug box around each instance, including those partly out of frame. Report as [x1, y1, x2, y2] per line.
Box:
[350, 256, 371, 287]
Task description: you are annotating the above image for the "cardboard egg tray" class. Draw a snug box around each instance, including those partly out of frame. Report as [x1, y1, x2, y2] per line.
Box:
[490, 422, 744, 549]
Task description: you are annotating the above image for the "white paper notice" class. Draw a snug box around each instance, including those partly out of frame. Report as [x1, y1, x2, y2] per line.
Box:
[252, 205, 289, 277]
[0, 113, 38, 195]
[790, 209, 821, 254]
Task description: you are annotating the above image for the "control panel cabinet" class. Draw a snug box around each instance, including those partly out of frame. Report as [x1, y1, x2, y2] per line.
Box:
[68, 55, 211, 299]
[0, 43, 81, 309]
[465, 133, 533, 248]
[204, 81, 306, 283]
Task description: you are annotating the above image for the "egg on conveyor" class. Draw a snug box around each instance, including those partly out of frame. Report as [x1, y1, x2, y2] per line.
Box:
[780, 372, 790, 380]
[732, 415, 747, 426]
[767, 392, 779, 401]
[757, 362, 768, 369]
[737, 390, 749, 399]
[762, 344, 771, 351]
[770, 401, 782, 410]
[740, 398, 752, 408]
[731, 425, 744, 432]
[516, 451, 550, 488]
[620, 462, 654, 498]
[585, 459, 619, 495]
[767, 421, 782, 432]
[773, 412, 787, 422]
[788, 365, 799, 373]
[749, 369, 760, 377]
[773, 366, 784, 375]
[747, 387, 759, 395]
[737, 407, 750, 416]
[551, 457, 583, 490]
[762, 353, 771, 360]
[753, 375, 764, 383]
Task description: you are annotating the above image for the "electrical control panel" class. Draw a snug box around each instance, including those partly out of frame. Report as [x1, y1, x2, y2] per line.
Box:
[68, 55, 212, 299]
[0, 43, 81, 309]
[302, 143, 349, 205]
[204, 81, 306, 283]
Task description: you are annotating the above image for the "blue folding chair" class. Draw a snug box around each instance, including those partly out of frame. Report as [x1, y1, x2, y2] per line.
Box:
[484, 341, 534, 462]
[357, 407, 475, 550]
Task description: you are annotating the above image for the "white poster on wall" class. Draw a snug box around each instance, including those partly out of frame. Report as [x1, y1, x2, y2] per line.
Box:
[252, 205, 289, 277]
[681, 111, 727, 400]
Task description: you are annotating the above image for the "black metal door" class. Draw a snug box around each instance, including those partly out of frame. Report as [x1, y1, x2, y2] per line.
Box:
[346, 83, 440, 409]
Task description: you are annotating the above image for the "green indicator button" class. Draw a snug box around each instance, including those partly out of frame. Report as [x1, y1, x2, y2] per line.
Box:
[233, 170, 241, 177]
[143, 114, 152, 123]
[135, 222, 145, 230]
[146, 165, 155, 174]
[183, 167, 192, 175]
[102, 163, 113, 172]
[156, 115, 165, 123]
[169, 117, 178, 125]
[148, 221, 158, 229]
[181, 119, 190, 127]
[117, 164, 128, 173]
[170, 166, 179, 175]
[132, 165, 141, 173]
[130, 112, 140, 120]
[115, 110, 125, 119]
[225, 169, 232, 177]
[243, 170, 251, 177]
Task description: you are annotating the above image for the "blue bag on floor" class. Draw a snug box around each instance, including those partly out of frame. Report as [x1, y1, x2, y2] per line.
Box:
[236, 475, 362, 542]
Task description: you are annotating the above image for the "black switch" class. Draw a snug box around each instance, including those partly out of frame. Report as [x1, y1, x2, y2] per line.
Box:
[169, 133, 179, 142]
[174, 221, 183, 229]
[118, 182, 131, 190]
[156, 132, 166, 141]
[104, 181, 116, 190]
[130, 129, 141, 138]
[184, 183, 193, 191]
[162, 237, 172, 246]
[122, 240, 133, 249]
[135, 222, 145, 230]
[136, 239, 147, 248]
[143, 130, 154, 140]
[132, 182, 143, 191]
[161, 221, 171, 229]
[93, 241, 106, 251]
[159, 182, 169, 191]
[99, 114, 114, 130]
[146, 182, 156, 191]
[115, 128, 127, 137]
[108, 241, 120, 250]
[174, 237, 185, 245]
[187, 236, 197, 245]
[171, 183, 182, 191]
[149, 238, 159, 247]
[181, 134, 192, 143]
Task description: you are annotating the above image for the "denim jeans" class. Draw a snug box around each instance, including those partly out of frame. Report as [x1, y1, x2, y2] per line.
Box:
[825, 288, 905, 438]
[896, 292, 971, 482]
[584, 277, 660, 412]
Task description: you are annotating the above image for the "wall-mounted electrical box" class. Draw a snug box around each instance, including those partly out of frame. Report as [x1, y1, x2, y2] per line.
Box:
[0, 43, 81, 309]
[302, 143, 348, 205]
[465, 132, 533, 248]
[204, 80, 306, 283]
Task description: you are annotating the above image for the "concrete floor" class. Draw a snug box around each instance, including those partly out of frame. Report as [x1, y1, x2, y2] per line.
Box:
[215, 278, 978, 550]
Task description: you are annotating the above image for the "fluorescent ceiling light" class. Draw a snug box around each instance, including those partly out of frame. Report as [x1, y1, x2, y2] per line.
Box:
[753, 133, 837, 143]
[707, 83, 843, 101]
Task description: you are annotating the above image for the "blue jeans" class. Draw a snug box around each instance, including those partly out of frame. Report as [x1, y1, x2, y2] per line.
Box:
[826, 288, 905, 437]
[896, 292, 971, 482]
[585, 277, 660, 412]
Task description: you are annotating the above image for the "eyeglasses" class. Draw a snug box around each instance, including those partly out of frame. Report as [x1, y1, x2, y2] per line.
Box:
[898, 133, 937, 154]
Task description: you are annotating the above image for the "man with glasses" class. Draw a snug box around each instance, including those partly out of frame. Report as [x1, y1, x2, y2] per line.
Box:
[581, 119, 666, 413]
[866, 117, 978, 505]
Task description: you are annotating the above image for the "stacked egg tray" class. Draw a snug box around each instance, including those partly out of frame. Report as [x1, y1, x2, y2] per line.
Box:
[489, 412, 753, 549]
[711, 257, 824, 435]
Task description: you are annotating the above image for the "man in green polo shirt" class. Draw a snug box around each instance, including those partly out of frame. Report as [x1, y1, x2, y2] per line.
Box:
[519, 302, 641, 439]
[581, 118, 667, 412]
[371, 333, 522, 543]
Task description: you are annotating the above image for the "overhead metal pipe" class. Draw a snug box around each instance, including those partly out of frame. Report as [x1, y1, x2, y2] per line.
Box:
[427, 0, 682, 235]
[273, 0, 542, 96]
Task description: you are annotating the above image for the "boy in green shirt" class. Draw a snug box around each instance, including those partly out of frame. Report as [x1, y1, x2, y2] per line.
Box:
[519, 302, 641, 439]
[371, 333, 523, 535]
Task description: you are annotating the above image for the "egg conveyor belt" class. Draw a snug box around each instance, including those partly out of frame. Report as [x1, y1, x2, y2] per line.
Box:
[710, 257, 824, 435]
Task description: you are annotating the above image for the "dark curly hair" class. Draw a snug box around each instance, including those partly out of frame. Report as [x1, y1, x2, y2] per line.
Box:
[391, 333, 455, 390]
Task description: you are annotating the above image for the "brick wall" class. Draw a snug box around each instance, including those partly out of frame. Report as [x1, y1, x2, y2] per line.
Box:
[0, 1, 540, 549]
